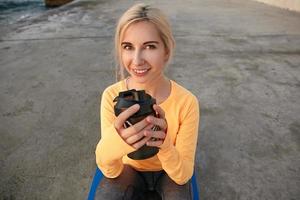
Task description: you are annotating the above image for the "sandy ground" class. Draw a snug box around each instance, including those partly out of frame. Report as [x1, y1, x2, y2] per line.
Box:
[0, 0, 300, 199]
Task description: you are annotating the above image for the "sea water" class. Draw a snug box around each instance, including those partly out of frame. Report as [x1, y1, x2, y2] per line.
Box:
[0, 0, 48, 25]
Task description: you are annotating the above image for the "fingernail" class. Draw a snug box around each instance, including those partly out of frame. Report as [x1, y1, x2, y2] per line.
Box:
[146, 116, 152, 122]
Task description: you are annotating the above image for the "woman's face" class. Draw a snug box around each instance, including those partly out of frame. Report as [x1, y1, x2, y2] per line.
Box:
[120, 21, 168, 84]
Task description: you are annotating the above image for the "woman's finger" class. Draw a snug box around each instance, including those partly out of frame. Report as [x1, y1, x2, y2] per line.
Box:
[132, 136, 151, 149]
[146, 140, 164, 147]
[153, 104, 165, 119]
[114, 104, 140, 130]
[146, 116, 167, 131]
[144, 130, 166, 139]
[125, 131, 145, 145]
[122, 123, 153, 143]
[119, 118, 149, 139]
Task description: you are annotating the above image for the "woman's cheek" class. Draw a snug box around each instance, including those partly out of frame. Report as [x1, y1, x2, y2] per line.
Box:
[121, 53, 131, 68]
[152, 55, 166, 68]
[146, 53, 160, 64]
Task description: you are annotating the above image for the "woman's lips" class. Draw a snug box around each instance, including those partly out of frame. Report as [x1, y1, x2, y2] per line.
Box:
[132, 68, 150, 76]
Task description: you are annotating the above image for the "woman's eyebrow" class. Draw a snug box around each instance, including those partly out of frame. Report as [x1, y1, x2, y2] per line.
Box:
[143, 41, 159, 45]
[121, 42, 132, 45]
[121, 41, 159, 45]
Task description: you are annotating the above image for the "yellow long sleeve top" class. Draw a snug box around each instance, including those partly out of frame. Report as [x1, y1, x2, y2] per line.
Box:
[95, 79, 200, 185]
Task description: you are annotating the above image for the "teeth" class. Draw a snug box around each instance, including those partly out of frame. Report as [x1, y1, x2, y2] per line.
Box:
[133, 69, 148, 74]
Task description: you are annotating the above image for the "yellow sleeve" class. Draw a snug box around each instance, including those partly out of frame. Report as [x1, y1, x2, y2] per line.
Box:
[157, 95, 200, 185]
[95, 88, 135, 178]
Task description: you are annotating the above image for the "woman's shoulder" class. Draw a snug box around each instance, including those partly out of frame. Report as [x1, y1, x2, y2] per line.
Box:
[171, 80, 198, 102]
[102, 80, 125, 99]
[169, 80, 200, 115]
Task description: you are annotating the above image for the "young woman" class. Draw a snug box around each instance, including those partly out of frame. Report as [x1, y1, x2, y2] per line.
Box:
[95, 3, 200, 199]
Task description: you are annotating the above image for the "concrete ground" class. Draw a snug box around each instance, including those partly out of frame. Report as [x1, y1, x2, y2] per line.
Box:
[1, 0, 300, 199]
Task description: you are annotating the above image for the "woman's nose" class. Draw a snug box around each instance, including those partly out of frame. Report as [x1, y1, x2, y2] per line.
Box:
[132, 50, 145, 66]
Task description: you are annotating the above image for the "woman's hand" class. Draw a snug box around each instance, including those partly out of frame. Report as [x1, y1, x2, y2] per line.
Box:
[114, 104, 153, 149]
[144, 104, 168, 147]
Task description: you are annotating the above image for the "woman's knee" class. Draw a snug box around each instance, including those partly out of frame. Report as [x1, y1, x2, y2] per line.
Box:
[157, 174, 192, 200]
[94, 165, 146, 200]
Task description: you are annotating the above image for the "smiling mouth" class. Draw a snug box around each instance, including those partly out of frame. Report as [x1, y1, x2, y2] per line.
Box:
[133, 68, 150, 75]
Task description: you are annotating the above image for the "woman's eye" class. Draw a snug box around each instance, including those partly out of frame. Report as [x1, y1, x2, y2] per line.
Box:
[122, 45, 132, 50]
[145, 45, 156, 49]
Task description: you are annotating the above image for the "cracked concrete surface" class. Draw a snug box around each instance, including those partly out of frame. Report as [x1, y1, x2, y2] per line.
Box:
[0, 0, 300, 199]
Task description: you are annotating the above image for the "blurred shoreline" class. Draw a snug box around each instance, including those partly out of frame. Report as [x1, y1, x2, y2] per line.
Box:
[0, 0, 48, 25]
[0, 0, 49, 38]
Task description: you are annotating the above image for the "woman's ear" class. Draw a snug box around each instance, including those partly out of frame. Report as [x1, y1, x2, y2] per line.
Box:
[164, 49, 170, 62]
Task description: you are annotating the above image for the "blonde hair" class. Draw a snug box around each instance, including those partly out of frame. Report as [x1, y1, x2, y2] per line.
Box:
[114, 3, 175, 81]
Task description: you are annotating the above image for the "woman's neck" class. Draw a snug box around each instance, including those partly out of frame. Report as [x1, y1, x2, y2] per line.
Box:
[126, 75, 171, 104]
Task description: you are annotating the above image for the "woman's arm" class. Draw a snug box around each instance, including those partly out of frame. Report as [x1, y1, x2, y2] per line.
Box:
[160, 97, 199, 184]
[145, 96, 200, 185]
[95, 89, 135, 178]
[95, 88, 154, 178]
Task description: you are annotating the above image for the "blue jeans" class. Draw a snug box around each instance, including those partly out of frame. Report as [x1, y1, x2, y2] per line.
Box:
[95, 165, 191, 200]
